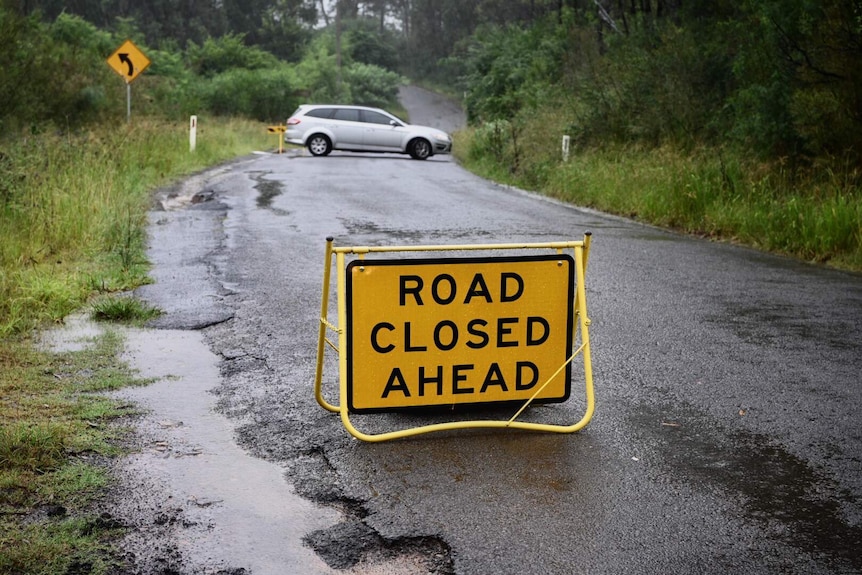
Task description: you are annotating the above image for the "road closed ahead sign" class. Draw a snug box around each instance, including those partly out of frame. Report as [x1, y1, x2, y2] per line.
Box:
[346, 254, 575, 412]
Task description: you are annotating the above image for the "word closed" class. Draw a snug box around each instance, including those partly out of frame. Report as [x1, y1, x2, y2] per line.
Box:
[346, 255, 575, 412]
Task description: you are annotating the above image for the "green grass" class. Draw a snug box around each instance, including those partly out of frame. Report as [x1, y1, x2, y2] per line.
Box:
[0, 332, 144, 574]
[0, 116, 272, 338]
[0, 516, 121, 575]
[0, 115, 271, 574]
[0, 423, 67, 474]
[455, 129, 862, 271]
[90, 296, 162, 324]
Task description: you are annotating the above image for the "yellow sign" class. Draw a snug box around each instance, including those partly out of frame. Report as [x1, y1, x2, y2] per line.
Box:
[106, 40, 150, 83]
[268, 126, 286, 153]
[346, 255, 574, 412]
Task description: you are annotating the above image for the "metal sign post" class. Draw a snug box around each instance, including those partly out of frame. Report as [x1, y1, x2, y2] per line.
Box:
[106, 39, 151, 122]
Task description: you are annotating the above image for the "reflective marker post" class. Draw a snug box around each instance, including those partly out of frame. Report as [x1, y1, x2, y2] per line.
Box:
[189, 116, 197, 152]
[314, 234, 595, 442]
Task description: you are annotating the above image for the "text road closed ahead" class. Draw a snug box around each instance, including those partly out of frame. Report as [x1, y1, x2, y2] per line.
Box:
[346, 254, 575, 412]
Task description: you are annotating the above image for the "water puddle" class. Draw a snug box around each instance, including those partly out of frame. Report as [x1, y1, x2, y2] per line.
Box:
[114, 327, 340, 574]
[41, 315, 450, 574]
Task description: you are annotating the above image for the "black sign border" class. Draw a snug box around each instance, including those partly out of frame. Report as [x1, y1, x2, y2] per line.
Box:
[345, 254, 576, 414]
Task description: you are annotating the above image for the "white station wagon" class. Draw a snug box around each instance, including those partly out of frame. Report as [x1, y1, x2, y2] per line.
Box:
[285, 104, 452, 160]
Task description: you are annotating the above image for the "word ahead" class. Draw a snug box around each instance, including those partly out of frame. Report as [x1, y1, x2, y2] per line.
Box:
[346, 255, 575, 412]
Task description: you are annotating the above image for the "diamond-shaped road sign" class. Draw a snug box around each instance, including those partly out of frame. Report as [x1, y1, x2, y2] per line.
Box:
[107, 40, 150, 83]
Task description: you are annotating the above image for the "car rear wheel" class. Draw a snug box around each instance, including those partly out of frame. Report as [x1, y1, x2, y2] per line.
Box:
[307, 134, 332, 156]
[409, 138, 432, 160]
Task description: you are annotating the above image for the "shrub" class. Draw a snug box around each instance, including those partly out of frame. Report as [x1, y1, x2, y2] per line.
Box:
[343, 63, 402, 108]
[469, 120, 512, 163]
[295, 33, 348, 102]
[200, 66, 300, 121]
[187, 33, 280, 77]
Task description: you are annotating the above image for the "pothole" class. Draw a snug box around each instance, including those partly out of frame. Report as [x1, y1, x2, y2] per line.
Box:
[306, 520, 455, 575]
[291, 449, 456, 574]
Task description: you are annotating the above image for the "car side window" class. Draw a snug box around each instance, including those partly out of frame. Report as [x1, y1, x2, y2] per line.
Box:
[361, 110, 396, 126]
[306, 108, 334, 119]
[332, 108, 361, 122]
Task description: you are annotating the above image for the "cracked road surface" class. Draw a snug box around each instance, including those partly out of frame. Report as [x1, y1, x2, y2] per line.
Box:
[111, 85, 862, 574]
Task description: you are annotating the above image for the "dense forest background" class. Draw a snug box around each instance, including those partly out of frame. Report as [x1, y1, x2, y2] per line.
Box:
[2, 0, 861, 177]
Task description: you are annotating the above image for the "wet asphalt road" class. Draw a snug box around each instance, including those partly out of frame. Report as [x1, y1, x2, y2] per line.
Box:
[136, 88, 862, 574]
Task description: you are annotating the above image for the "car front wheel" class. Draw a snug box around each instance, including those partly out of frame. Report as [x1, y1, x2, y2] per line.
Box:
[307, 134, 332, 156]
[409, 138, 432, 160]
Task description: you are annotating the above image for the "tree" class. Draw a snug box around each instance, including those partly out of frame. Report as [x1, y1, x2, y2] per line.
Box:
[345, 17, 399, 70]
[258, 0, 317, 61]
[727, 0, 862, 159]
[0, 7, 117, 131]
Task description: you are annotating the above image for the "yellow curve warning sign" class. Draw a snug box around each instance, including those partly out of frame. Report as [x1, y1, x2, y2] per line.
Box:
[346, 254, 574, 412]
[106, 39, 150, 83]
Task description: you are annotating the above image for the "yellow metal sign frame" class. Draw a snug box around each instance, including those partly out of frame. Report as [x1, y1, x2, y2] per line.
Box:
[314, 235, 595, 442]
[267, 125, 286, 154]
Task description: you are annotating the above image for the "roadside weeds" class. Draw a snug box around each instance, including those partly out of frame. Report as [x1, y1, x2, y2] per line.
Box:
[0, 314, 152, 575]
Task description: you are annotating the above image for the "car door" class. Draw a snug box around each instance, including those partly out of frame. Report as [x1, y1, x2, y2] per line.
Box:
[330, 108, 365, 149]
[360, 109, 406, 151]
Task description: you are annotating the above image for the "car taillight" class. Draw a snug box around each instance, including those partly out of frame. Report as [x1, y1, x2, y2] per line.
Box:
[287, 117, 301, 125]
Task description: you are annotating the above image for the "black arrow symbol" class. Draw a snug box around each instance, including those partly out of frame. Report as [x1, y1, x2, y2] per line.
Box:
[118, 53, 133, 76]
